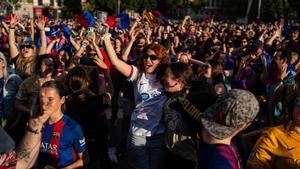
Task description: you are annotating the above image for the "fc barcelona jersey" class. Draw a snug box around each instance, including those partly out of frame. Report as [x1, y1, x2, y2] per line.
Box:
[39, 115, 87, 168]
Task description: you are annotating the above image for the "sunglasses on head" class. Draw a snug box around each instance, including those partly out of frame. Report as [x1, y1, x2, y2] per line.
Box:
[21, 45, 33, 49]
[143, 54, 159, 61]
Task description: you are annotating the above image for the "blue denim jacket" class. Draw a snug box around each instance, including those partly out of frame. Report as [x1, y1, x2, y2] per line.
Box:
[1, 74, 23, 127]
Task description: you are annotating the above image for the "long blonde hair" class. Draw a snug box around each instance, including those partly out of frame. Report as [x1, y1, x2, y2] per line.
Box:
[0, 52, 8, 79]
[16, 46, 37, 77]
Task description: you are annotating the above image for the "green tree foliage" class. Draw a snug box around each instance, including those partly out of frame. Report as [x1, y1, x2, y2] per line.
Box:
[224, 0, 297, 20]
[62, 0, 82, 17]
[261, 0, 291, 19]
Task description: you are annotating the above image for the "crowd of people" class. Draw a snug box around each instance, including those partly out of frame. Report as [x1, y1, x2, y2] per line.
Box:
[0, 11, 300, 169]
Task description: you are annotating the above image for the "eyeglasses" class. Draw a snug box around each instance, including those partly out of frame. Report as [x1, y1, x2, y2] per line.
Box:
[21, 45, 33, 49]
[143, 54, 159, 61]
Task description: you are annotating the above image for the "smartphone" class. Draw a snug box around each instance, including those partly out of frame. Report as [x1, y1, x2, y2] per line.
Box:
[86, 27, 94, 39]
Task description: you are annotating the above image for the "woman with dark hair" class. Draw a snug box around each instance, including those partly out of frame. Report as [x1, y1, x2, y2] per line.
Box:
[163, 62, 196, 169]
[36, 80, 88, 168]
[103, 32, 169, 169]
[65, 66, 112, 169]
[248, 92, 300, 169]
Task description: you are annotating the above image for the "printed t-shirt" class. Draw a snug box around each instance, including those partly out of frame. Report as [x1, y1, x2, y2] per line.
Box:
[39, 115, 87, 168]
[127, 65, 167, 137]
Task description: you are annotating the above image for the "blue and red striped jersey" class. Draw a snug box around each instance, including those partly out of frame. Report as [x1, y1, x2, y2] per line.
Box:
[198, 141, 242, 169]
[39, 115, 87, 168]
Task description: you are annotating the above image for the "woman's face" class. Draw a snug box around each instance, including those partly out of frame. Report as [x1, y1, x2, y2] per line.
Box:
[40, 61, 47, 73]
[163, 67, 184, 93]
[21, 45, 34, 58]
[143, 49, 160, 74]
[0, 59, 5, 71]
[174, 36, 180, 44]
[115, 39, 122, 52]
[39, 87, 65, 116]
[58, 50, 68, 63]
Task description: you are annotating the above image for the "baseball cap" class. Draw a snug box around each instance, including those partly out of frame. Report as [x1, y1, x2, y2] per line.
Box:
[0, 127, 15, 154]
[201, 89, 259, 139]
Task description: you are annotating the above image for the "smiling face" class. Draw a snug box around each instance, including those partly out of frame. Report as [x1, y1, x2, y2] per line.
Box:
[0, 58, 5, 71]
[21, 45, 34, 58]
[115, 38, 122, 52]
[163, 67, 184, 93]
[143, 49, 161, 74]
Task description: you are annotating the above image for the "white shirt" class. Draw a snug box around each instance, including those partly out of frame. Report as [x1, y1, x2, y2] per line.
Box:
[128, 66, 167, 137]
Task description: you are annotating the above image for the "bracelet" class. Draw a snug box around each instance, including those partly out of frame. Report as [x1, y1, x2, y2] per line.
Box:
[101, 33, 111, 41]
[26, 126, 42, 134]
[81, 42, 89, 48]
[9, 26, 15, 29]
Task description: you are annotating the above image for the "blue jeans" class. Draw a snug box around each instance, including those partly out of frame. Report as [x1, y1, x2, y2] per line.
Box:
[127, 134, 165, 169]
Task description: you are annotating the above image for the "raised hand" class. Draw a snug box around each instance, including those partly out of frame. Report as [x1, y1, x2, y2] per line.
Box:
[94, 56, 107, 69]
[35, 16, 46, 31]
[130, 29, 140, 41]
[10, 14, 20, 28]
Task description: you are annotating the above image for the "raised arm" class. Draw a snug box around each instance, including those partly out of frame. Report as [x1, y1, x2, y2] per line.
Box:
[121, 29, 139, 61]
[145, 27, 152, 45]
[16, 107, 53, 169]
[129, 16, 140, 36]
[90, 32, 104, 60]
[35, 16, 47, 55]
[30, 19, 35, 40]
[102, 33, 132, 77]
[46, 38, 59, 54]
[8, 14, 20, 58]
[266, 28, 281, 46]
[69, 36, 81, 51]
[1, 21, 9, 34]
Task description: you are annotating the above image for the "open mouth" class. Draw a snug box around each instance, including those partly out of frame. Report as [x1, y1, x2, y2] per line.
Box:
[145, 64, 153, 69]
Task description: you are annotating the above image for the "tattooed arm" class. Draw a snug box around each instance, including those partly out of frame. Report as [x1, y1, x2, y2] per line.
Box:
[16, 133, 41, 169]
[16, 109, 52, 169]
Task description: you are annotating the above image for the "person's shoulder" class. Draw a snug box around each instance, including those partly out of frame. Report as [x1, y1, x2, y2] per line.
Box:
[258, 124, 289, 144]
[263, 124, 286, 136]
[203, 144, 239, 168]
[21, 75, 39, 84]
[62, 115, 81, 130]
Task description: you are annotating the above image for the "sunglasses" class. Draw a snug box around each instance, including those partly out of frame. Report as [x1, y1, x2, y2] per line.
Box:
[21, 45, 34, 49]
[143, 54, 159, 61]
[137, 44, 144, 48]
